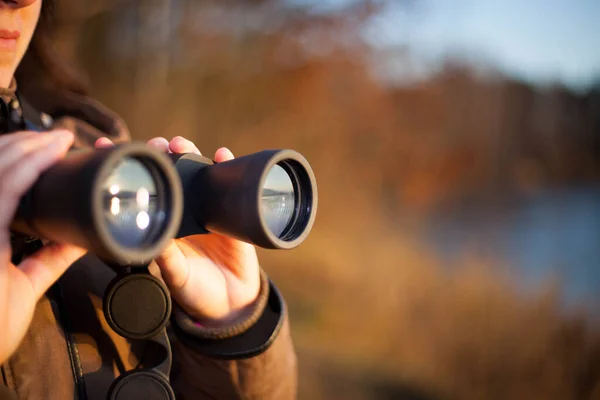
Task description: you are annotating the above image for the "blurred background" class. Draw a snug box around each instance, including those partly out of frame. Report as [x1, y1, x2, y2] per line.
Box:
[51, 0, 600, 398]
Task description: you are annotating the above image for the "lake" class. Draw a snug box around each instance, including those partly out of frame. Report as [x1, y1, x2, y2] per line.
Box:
[421, 186, 600, 313]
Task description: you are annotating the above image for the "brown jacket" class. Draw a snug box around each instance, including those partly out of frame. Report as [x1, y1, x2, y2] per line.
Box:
[0, 89, 298, 400]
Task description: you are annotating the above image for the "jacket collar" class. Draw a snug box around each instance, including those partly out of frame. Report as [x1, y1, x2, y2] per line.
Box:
[0, 79, 17, 103]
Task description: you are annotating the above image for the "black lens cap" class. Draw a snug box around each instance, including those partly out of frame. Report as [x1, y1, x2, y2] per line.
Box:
[103, 272, 171, 340]
[108, 370, 175, 400]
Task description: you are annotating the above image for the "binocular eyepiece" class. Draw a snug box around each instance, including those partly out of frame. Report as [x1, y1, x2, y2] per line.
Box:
[10, 143, 318, 266]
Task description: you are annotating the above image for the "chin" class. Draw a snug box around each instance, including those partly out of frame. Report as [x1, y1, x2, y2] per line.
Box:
[0, 57, 17, 86]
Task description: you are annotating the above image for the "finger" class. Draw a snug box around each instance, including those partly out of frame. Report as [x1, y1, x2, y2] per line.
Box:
[0, 131, 74, 230]
[0, 130, 39, 153]
[169, 136, 201, 155]
[18, 243, 86, 300]
[0, 130, 71, 171]
[153, 240, 190, 290]
[214, 147, 234, 163]
[95, 137, 114, 148]
[147, 137, 171, 153]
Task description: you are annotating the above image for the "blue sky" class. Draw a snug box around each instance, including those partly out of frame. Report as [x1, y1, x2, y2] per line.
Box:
[293, 0, 600, 90]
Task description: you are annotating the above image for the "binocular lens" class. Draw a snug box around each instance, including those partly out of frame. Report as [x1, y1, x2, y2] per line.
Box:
[12, 143, 183, 266]
[101, 157, 164, 249]
[261, 164, 296, 238]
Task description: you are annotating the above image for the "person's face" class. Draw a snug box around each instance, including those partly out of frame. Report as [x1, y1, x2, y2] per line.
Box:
[0, 0, 41, 87]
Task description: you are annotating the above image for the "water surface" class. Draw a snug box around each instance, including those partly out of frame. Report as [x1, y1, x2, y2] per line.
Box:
[422, 186, 600, 311]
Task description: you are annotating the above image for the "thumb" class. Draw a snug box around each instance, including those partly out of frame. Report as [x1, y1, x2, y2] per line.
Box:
[214, 147, 235, 163]
[18, 243, 86, 300]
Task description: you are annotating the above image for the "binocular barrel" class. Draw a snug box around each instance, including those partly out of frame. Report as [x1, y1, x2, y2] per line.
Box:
[11, 143, 184, 266]
[10, 143, 318, 265]
[172, 149, 318, 250]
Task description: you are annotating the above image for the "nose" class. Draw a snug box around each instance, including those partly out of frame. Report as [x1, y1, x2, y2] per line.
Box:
[0, 0, 37, 8]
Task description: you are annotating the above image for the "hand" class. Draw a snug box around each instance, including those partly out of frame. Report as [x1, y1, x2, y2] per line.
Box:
[95, 136, 261, 327]
[0, 130, 86, 364]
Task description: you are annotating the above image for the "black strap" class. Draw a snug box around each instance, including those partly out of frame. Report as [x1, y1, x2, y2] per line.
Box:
[18, 95, 44, 129]
[50, 283, 88, 400]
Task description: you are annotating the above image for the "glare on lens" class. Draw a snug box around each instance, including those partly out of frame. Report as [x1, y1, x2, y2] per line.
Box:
[102, 157, 159, 248]
[136, 211, 150, 230]
[136, 187, 150, 209]
[111, 197, 120, 215]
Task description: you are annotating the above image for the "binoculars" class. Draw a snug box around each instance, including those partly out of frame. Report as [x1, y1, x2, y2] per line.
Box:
[10, 143, 318, 266]
[8, 142, 318, 400]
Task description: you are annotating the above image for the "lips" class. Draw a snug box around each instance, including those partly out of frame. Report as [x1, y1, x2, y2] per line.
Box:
[0, 30, 20, 40]
[0, 30, 19, 52]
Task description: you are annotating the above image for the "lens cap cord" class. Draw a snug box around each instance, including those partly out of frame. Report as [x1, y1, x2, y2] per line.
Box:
[103, 263, 175, 400]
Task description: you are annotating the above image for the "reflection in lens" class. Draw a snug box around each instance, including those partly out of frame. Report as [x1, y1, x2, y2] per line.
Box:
[260, 164, 295, 237]
[101, 157, 162, 248]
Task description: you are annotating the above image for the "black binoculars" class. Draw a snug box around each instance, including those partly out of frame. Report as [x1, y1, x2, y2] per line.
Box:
[10, 143, 318, 266]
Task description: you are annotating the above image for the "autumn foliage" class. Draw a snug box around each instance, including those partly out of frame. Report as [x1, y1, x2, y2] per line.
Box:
[51, 1, 600, 398]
